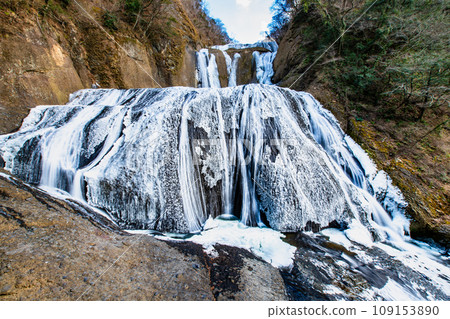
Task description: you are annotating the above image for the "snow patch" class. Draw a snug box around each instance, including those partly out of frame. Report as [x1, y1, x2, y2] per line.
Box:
[188, 216, 296, 268]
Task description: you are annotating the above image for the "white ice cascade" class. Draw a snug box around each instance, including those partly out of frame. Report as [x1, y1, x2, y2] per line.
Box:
[252, 43, 277, 84]
[196, 49, 221, 88]
[197, 41, 278, 88]
[0, 85, 408, 243]
[220, 49, 241, 87]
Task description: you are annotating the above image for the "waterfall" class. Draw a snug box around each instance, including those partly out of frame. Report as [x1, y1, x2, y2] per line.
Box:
[228, 53, 241, 87]
[252, 49, 276, 84]
[0, 40, 410, 240]
[220, 49, 241, 87]
[0, 84, 408, 240]
[0, 40, 448, 300]
[196, 49, 221, 88]
[197, 41, 278, 88]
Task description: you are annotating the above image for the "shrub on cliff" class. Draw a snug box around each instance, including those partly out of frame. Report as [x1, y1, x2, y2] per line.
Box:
[271, 0, 449, 121]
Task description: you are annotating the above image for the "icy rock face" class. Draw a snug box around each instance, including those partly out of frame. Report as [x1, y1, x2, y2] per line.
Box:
[0, 85, 407, 236]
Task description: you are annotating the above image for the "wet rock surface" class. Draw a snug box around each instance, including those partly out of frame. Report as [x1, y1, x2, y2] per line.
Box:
[281, 232, 449, 301]
[0, 171, 287, 301]
[167, 242, 288, 301]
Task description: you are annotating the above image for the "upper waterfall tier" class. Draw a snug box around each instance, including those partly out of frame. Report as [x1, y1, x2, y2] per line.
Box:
[196, 41, 278, 88]
[0, 85, 407, 238]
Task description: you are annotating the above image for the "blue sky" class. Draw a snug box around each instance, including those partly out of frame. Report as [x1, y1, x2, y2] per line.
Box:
[203, 0, 273, 43]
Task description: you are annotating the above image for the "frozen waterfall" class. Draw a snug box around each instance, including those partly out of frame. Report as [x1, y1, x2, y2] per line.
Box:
[0, 85, 407, 240]
[197, 41, 277, 88]
[0, 39, 448, 301]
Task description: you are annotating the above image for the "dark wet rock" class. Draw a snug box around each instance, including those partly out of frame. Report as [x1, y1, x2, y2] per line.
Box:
[166, 241, 288, 301]
[281, 232, 449, 300]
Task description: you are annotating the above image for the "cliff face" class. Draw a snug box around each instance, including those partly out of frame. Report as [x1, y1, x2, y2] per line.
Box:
[273, 1, 449, 246]
[0, 0, 228, 134]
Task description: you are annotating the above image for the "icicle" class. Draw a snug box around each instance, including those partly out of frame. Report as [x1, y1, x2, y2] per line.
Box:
[229, 53, 241, 87]
[178, 94, 207, 232]
[196, 49, 221, 88]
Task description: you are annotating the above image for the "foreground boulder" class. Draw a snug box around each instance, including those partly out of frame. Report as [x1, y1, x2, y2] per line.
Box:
[0, 171, 287, 301]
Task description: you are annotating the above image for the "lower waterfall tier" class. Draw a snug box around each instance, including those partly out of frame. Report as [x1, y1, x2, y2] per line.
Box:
[0, 85, 407, 237]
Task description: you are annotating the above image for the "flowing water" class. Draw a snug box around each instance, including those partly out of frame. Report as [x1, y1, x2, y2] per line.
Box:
[0, 41, 448, 300]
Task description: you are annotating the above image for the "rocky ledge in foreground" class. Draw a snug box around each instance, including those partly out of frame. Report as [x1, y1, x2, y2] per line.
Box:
[0, 170, 287, 301]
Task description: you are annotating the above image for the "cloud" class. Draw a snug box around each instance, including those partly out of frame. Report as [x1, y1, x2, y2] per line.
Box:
[236, 0, 252, 8]
[205, 0, 272, 43]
